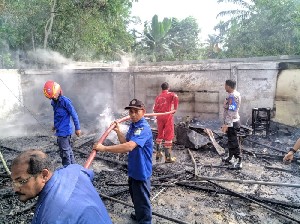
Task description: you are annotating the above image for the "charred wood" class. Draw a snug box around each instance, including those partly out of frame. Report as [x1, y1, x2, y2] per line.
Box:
[182, 177, 300, 188]
[187, 148, 198, 176]
[191, 172, 300, 223]
[107, 188, 129, 197]
[245, 138, 288, 154]
[243, 149, 287, 161]
[100, 193, 191, 224]
[264, 165, 295, 174]
[152, 170, 186, 181]
[177, 182, 300, 209]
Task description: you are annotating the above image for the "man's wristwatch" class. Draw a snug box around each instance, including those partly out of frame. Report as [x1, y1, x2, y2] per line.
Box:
[289, 148, 297, 154]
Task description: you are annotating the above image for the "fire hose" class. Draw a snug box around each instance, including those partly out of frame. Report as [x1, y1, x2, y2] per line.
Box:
[83, 110, 193, 224]
[84, 110, 176, 168]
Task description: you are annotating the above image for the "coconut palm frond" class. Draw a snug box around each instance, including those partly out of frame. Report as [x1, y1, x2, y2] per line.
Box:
[217, 9, 248, 18]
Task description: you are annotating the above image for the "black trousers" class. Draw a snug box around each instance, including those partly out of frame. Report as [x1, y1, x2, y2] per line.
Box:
[57, 135, 75, 166]
[227, 121, 241, 160]
[128, 177, 152, 224]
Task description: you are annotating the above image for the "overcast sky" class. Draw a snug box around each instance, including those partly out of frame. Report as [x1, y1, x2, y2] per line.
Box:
[131, 0, 237, 41]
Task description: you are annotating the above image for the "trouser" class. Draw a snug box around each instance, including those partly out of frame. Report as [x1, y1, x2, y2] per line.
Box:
[128, 177, 152, 224]
[226, 121, 242, 161]
[156, 115, 174, 142]
[57, 135, 75, 166]
[156, 115, 174, 147]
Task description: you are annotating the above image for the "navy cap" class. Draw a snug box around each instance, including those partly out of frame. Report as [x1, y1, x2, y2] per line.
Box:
[124, 99, 145, 110]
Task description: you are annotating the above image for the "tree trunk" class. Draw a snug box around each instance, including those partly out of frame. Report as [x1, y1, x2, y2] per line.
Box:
[44, 0, 56, 49]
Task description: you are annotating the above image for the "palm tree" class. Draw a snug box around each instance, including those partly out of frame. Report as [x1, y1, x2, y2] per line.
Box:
[215, 0, 255, 33]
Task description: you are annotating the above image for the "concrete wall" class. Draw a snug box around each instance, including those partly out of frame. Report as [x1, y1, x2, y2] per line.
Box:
[274, 69, 300, 126]
[125, 62, 278, 125]
[1, 57, 300, 137]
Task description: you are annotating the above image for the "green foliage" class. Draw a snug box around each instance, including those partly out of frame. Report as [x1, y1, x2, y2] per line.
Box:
[202, 34, 224, 59]
[135, 15, 201, 62]
[166, 17, 201, 61]
[0, 52, 15, 68]
[139, 14, 173, 62]
[0, 0, 135, 67]
[215, 0, 300, 58]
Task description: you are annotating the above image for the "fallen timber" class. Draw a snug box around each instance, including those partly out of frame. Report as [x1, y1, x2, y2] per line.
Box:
[187, 148, 198, 175]
[200, 164, 297, 175]
[177, 182, 300, 209]
[100, 193, 191, 224]
[151, 178, 179, 202]
[73, 135, 95, 148]
[152, 170, 186, 181]
[181, 177, 300, 188]
[245, 138, 288, 154]
[186, 148, 300, 223]
[204, 128, 225, 156]
[264, 165, 296, 174]
[107, 188, 129, 197]
[243, 149, 287, 161]
[0, 151, 11, 175]
[189, 171, 300, 223]
[106, 182, 178, 187]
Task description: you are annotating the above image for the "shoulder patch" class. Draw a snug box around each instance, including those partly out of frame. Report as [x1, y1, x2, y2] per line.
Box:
[134, 127, 144, 136]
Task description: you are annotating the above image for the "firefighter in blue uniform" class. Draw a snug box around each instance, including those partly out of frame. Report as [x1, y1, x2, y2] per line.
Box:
[11, 149, 112, 223]
[43, 80, 81, 166]
[93, 99, 153, 223]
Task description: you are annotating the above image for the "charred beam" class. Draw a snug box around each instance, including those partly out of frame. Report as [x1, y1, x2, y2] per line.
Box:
[190, 172, 300, 223]
[177, 182, 300, 209]
[100, 193, 191, 224]
[181, 177, 300, 188]
[245, 138, 288, 154]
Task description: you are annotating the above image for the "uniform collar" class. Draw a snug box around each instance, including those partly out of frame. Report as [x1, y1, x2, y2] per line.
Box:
[36, 169, 58, 205]
[131, 117, 146, 127]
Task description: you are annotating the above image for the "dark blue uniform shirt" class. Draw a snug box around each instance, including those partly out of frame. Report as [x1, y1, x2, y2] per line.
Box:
[126, 117, 153, 181]
[51, 96, 80, 136]
[31, 164, 112, 224]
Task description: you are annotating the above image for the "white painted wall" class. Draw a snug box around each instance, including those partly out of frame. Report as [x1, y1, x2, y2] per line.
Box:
[0, 70, 23, 121]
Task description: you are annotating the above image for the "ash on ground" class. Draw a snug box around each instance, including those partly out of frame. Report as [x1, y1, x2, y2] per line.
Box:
[1, 121, 300, 224]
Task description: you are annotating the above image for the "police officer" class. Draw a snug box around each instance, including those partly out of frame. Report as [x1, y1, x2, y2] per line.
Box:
[221, 79, 242, 169]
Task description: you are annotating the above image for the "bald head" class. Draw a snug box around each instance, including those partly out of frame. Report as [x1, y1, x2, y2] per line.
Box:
[11, 149, 54, 175]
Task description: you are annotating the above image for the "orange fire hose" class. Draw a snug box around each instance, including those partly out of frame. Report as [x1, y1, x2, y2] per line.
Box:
[84, 110, 176, 168]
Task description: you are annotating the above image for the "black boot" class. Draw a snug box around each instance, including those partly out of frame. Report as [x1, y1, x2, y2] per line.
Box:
[222, 152, 233, 165]
[130, 212, 137, 220]
[235, 157, 242, 169]
[156, 144, 163, 161]
[164, 147, 176, 163]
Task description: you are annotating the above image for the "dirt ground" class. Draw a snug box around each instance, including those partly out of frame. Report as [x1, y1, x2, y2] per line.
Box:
[1, 121, 300, 224]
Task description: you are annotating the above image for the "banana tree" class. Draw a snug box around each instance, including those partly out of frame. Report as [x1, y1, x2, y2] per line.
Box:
[143, 14, 173, 62]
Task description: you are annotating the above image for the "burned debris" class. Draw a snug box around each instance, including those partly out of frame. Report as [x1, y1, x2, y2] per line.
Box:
[1, 119, 300, 223]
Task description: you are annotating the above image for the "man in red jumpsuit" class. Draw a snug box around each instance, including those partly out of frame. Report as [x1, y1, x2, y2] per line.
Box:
[153, 82, 179, 163]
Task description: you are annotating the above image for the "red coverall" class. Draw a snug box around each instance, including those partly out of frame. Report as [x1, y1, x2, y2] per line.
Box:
[153, 90, 179, 148]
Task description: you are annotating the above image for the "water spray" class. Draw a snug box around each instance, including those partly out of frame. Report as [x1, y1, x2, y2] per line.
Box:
[84, 110, 176, 168]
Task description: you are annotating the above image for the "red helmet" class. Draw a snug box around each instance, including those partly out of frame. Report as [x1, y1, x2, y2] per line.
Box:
[43, 81, 62, 99]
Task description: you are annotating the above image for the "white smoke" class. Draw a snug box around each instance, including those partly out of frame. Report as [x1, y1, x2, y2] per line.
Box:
[27, 48, 72, 66]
